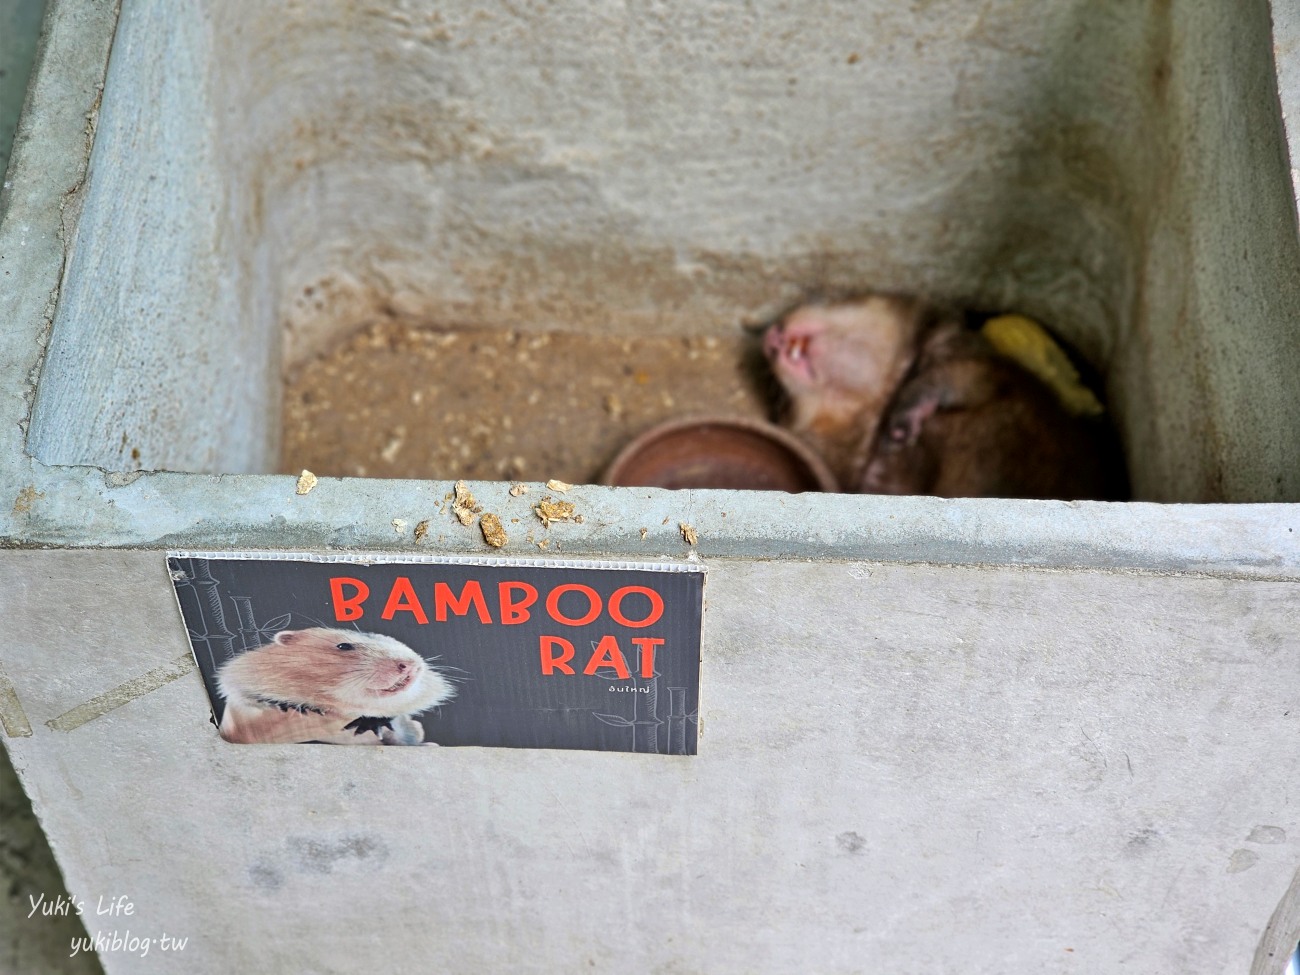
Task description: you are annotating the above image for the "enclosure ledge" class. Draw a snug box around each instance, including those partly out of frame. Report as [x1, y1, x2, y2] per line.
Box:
[0, 461, 1295, 579]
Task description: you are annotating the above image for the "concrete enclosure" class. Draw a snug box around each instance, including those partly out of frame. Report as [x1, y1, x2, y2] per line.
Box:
[2, 0, 1300, 973]
[20, 0, 1300, 501]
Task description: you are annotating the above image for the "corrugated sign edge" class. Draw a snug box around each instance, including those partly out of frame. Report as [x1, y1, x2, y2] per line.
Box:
[166, 550, 707, 575]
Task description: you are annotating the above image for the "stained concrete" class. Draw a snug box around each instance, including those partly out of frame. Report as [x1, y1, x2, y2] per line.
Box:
[0, 752, 101, 975]
[2, 1, 1300, 973]
[0, 0, 46, 184]
[3, 550, 1300, 973]
[1275, 0, 1300, 199]
[0, 1, 101, 973]
[18, 0, 1300, 501]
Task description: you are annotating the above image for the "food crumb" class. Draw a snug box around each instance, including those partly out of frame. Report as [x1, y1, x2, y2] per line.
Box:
[480, 512, 507, 548]
[679, 522, 699, 546]
[509, 483, 529, 497]
[380, 426, 405, 463]
[295, 470, 318, 495]
[536, 538, 550, 550]
[639, 527, 648, 540]
[546, 478, 573, 493]
[414, 519, 430, 541]
[392, 518, 408, 534]
[535, 496, 577, 527]
[452, 479, 479, 526]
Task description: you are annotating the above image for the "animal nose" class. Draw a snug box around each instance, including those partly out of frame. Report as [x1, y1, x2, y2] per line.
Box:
[396, 662, 407, 672]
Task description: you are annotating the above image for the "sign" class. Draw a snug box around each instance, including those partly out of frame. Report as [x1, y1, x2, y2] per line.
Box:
[168, 553, 704, 755]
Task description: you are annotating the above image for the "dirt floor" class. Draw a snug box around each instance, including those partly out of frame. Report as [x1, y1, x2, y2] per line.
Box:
[282, 321, 774, 484]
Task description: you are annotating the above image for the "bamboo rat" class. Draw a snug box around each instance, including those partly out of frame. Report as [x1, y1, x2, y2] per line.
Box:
[217, 627, 453, 745]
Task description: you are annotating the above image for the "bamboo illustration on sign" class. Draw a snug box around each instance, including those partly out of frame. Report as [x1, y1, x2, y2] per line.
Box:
[170, 557, 238, 675]
[172, 558, 292, 673]
[591, 640, 696, 755]
[229, 595, 292, 651]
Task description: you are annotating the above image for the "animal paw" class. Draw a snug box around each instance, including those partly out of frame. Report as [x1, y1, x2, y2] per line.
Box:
[378, 714, 427, 746]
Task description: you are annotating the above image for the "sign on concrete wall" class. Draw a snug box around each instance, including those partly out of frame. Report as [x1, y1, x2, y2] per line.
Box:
[168, 554, 704, 754]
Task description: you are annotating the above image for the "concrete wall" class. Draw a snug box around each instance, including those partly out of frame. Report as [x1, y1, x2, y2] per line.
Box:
[2, 1, 1300, 973]
[4, 550, 1300, 974]
[0, 0, 47, 181]
[18, 0, 1300, 500]
[0, 3, 101, 972]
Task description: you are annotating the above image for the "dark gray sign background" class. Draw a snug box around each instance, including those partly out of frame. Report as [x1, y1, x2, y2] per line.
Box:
[169, 556, 704, 755]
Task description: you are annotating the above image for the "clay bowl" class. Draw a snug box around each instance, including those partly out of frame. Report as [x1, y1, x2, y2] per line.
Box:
[602, 416, 839, 493]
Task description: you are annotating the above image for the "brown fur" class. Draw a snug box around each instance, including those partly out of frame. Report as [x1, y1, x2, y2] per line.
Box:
[861, 322, 1126, 499]
[764, 296, 1127, 500]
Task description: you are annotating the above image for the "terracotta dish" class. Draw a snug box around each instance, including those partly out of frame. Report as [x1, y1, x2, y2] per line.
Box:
[602, 416, 839, 493]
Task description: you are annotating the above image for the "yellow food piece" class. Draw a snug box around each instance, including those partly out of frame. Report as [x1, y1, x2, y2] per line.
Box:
[534, 497, 576, 527]
[980, 314, 1105, 417]
[480, 512, 508, 548]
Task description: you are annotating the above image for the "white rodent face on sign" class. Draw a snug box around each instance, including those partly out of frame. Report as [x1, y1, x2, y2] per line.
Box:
[241, 627, 454, 717]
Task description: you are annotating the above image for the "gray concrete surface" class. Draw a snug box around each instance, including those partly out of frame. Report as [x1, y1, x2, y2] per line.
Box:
[2, 550, 1300, 974]
[0, 2, 100, 973]
[0, 0, 45, 182]
[0, 752, 100, 975]
[1274, 0, 1300, 199]
[0, 0, 1299, 973]
[17, 0, 1300, 502]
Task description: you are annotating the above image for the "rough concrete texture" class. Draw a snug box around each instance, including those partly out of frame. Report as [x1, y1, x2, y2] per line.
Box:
[0, 0, 47, 183]
[0, 2, 102, 973]
[1, 1, 1300, 973]
[15, 0, 1300, 500]
[1274, 0, 1300, 199]
[0, 751, 101, 975]
[0, 0, 1295, 567]
[1, 550, 1299, 974]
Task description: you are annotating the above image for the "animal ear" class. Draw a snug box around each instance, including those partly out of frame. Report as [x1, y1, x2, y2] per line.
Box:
[274, 630, 299, 646]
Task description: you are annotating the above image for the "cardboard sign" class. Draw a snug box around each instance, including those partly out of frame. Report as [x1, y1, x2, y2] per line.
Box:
[168, 554, 704, 755]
